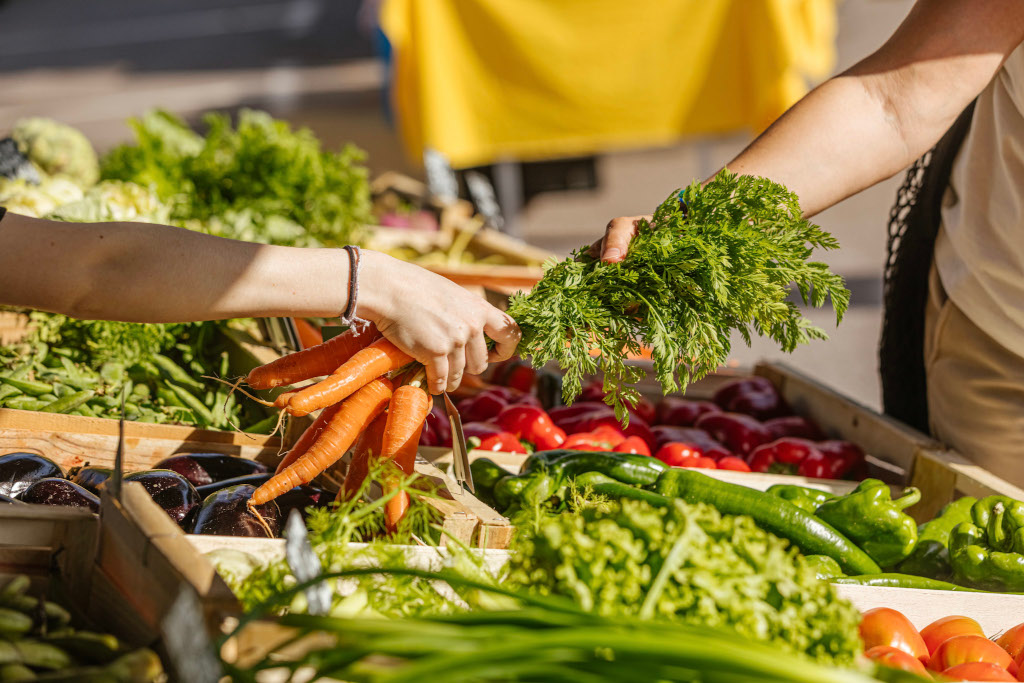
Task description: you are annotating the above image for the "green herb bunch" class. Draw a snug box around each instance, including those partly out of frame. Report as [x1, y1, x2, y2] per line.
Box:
[506, 170, 850, 419]
[506, 498, 862, 666]
[102, 109, 373, 247]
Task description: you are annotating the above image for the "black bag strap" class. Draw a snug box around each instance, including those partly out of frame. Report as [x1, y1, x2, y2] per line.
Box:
[879, 100, 977, 433]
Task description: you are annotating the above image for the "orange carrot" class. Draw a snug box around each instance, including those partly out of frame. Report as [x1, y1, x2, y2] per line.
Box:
[286, 338, 414, 417]
[337, 412, 388, 502]
[379, 384, 433, 531]
[246, 324, 380, 390]
[274, 402, 343, 475]
[250, 377, 393, 505]
[292, 317, 323, 350]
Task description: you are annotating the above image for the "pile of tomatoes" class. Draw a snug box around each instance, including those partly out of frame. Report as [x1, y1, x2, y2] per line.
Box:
[861, 608, 1024, 681]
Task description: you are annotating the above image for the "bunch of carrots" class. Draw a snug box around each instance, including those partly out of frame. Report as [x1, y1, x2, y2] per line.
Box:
[243, 324, 433, 531]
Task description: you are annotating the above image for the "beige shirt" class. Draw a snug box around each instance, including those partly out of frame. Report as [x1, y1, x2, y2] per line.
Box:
[936, 42, 1024, 357]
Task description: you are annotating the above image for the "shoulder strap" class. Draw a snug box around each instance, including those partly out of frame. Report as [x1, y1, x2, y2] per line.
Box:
[879, 100, 977, 433]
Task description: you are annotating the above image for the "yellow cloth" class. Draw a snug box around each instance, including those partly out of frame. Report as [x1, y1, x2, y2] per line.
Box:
[381, 0, 836, 168]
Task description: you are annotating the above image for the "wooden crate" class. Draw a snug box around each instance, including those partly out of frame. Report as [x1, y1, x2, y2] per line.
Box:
[427, 361, 1024, 523]
[0, 483, 229, 648]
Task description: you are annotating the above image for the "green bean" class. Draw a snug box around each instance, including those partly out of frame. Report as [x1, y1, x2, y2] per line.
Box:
[0, 376, 52, 397]
[40, 390, 95, 414]
[156, 387, 186, 408]
[4, 398, 48, 411]
[166, 382, 215, 425]
[151, 354, 205, 393]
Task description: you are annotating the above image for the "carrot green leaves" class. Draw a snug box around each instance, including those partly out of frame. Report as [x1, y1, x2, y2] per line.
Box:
[506, 170, 850, 420]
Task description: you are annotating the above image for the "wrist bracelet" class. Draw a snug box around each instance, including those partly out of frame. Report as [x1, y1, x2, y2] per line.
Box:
[339, 245, 368, 328]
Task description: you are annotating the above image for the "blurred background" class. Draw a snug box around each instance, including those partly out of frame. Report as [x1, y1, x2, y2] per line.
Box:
[0, 0, 916, 408]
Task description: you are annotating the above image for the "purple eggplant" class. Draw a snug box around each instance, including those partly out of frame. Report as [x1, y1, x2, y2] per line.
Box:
[275, 485, 333, 520]
[191, 485, 280, 538]
[69, 466, 113, 495]
[194, 473, 273, 499]
[153, 453, 267, 487]
[18, 478, 99, 512]
[124, 470, 200, 529]
[0, 452, 64, 498]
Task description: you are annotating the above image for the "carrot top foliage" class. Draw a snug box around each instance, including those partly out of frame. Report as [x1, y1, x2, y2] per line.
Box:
[506, 170, 850, 420]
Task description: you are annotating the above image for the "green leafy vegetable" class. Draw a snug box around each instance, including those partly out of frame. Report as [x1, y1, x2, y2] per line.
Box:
[101, 109, 373, 247]
[505, 498, 862, 666]
[507, 170, 850, 419]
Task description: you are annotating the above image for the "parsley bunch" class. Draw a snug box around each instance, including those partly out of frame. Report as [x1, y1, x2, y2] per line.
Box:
[507, 170, 850, 419]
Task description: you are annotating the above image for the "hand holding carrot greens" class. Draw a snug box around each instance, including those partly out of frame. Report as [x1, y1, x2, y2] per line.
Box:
[506, 170, 851, 420]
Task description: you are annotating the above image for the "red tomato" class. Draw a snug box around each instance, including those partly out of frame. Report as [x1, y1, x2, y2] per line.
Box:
[942, 662, 1017, 682]
[933, 635, 1017, 676]
[863, 646, 929, 676]
[613, 436, 652, 456]
[677, 456, 717, 469]
[996, 622, 1024, 662]
[655, 443, 702, 467]
[561, 432, 612, 451]
[591, 425, 626, 447]
[920, 616, 986, 656]
[859, 608, 928, 664]
[716, 456, 751, 472]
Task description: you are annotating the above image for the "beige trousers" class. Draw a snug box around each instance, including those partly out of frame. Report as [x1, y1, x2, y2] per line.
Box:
[924, 262, 1024, 489]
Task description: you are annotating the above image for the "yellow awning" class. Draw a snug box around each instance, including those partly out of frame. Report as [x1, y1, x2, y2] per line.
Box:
[381, 0, 836, 168]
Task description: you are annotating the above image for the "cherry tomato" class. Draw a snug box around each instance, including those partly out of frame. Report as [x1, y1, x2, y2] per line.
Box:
[591, 425, 626, 447]
[655, 443, 702, 467]
[920, 616, 986, 656]
[942, 661, 1017, 682]
[715, 456, 751, 472]
[933, 635, 1017, 676]
[863, 646, 929, 676]
[859, 608, 928, 664]
[996, 622, 1024, 662]
[612, 436, 652, 456]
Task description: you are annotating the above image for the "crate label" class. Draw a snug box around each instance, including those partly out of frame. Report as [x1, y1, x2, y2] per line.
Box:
[284, 510, 332, 615]
[161, 585, 221, 683]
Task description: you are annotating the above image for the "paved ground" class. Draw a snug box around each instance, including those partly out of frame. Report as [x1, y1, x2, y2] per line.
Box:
[0, 0, 916, 407]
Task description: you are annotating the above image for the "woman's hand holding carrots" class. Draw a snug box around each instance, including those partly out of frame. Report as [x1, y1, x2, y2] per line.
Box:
[356, 251, 522, 394]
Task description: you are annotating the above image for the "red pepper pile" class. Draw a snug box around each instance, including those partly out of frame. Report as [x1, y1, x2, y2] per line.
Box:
[420, 361, 867, 481]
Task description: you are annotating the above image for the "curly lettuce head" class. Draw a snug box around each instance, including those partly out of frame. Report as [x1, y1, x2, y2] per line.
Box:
[12, 117, 99, 188]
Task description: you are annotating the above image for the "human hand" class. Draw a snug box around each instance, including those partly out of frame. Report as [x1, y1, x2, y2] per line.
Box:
[586, 215, 652, 263]
[357, 250, 521, 394]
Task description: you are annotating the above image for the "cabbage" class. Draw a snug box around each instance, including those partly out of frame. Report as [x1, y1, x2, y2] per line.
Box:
[12, 117, 99, 188]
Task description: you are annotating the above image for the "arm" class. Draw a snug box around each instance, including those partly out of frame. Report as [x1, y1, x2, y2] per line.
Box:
[0, 212, 520, 393]
[598, 0, 1024, 260]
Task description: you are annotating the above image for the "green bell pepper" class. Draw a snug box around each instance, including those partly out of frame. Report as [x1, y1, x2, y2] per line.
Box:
[814, 479, 921, 569]
[802, 555, 845, 580]
[765, 484, 835, 514]
[949, 496, 1024, 592]
[897, 496, 977, 580]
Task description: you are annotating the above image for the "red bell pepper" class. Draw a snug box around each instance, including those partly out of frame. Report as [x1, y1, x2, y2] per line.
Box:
[712, 377, 790, 420]
[578, 379, 607, 403]
[612, 436, 651, 456]
[420, 405, 452, 447]
[763, 415, 824, 441]
[654, 397, 721, 427]
[493, 359, 536, 393]
[496, 405, 567, 451]
[803, 440, 866, 479]
[716, 456, 751, 472]
[747, 438, 821, 475]
[462, 421, 527, 453]
[457, 392, 509, 424]
[694, 412, 772, 456]
[562, 410, 656, 451]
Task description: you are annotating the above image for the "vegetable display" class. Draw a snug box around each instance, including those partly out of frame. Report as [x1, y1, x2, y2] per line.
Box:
[0, 315, 274, 430]
[505, 170, 850, 420]
[0, 574, 164, 682]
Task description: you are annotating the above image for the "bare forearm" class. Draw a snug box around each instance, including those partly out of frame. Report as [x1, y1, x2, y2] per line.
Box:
[721, 0, 1020, 216]
[0, 215, 359, 322]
